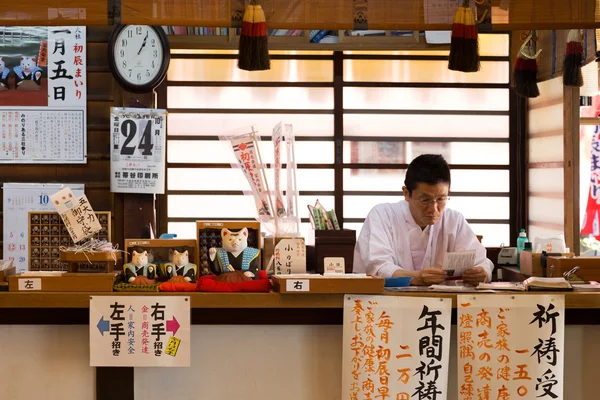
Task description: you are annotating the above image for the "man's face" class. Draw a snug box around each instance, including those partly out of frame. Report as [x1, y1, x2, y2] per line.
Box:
[403, 182, 449, 228]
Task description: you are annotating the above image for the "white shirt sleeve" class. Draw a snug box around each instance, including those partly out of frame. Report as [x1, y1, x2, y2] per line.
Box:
[454, 213, 494, 282]
[353, 207, 403, 278]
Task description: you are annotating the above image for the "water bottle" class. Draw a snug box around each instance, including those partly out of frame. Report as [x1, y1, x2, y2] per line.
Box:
[516, 229, 528, 269]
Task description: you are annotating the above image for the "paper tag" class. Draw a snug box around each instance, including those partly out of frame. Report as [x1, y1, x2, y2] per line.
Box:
[165, 336, 181, 357]
[60, 195, 102, 243]
[18, 277, 41, 291]
[286, 279, 310, 292]
[324, 257, 345, 274]
[50, 187, 77, 215]
[442, 249, 476, 277]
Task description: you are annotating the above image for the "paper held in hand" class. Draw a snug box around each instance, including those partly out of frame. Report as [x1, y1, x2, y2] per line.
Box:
[442, 249, 476, 277]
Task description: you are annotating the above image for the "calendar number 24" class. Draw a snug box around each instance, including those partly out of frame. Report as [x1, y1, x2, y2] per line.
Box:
[120, 119, 154, 156]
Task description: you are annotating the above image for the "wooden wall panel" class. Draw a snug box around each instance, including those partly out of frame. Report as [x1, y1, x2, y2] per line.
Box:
[0, 26, 118, 258]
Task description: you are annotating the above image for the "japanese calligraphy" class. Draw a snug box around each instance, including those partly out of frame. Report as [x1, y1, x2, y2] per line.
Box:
[458, 295, 564, 400]
[90, 296, 190, 367]
[343, 296, 451, 400]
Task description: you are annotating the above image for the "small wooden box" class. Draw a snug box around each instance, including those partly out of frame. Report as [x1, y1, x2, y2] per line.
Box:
[307, 229, 356, 274]
[0, 265, 16, 282]
[546, 256, 600, 282]
[8, 272, 119, 292]
[124, 239, 198, 266]
[272, 275, 384, 294]
[60, 251, 122, 273]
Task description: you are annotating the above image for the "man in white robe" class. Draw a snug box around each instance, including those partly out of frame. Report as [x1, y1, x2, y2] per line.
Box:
[353, 154, 493, 286]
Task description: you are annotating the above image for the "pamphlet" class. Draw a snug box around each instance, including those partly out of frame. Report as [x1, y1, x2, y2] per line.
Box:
[442, 249, 476, 277]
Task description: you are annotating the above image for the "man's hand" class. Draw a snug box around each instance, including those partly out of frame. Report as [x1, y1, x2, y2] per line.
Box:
[419, 268, 448, 285]
[392, 267, 447, 286]
[462, 266, 488, 285]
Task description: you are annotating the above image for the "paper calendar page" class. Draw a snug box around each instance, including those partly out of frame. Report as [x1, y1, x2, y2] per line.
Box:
[3, 183, 84, 272]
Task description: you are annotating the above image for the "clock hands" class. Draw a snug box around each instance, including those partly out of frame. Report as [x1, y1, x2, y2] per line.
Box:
[137, 31, 149, 55]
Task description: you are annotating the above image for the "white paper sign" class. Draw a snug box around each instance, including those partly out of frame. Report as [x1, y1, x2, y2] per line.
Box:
[0, 26, 87, 163]
[110, 107, 166, 194]
[343, 296, 452, 400]
[59, 194, 101, 243]
[18, 277, 41, 291]
[2, 183, 84, 272]
[49, 187, 77, 215]
[324, 256, 345, 274]
[442, 249, 476, 277]
[286, 279, 309, 292]
[274, 238, 306, 274]
[457, 295, 565, 400]
[90, 296, 191, 367]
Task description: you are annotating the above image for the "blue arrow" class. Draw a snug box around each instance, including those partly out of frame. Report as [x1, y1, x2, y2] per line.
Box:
[97, 316, 109, 336]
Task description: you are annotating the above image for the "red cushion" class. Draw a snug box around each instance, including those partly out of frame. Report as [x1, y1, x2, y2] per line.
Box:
[196, 270, 272, 292]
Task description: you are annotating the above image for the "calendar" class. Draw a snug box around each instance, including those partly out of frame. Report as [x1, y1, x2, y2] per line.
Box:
[110, 107, 166, 194]
[0, 26, 87, 163]
[3, 183, 84, 272]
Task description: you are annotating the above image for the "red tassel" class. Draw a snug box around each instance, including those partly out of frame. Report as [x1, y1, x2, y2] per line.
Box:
[250, 5, 270, 71]
[237, 4, 254, 71]
[563, 29, 583, 87]
[448, 0, 480, 73]
[513, 45, 539, 98]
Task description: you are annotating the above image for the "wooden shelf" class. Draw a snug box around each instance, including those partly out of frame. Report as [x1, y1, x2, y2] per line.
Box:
[168, 30, 450, 51]
[3, 291, 600, 309]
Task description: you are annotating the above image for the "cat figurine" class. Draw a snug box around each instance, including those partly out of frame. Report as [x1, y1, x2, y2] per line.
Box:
[209, 227, 260, 278]
[164, 249, 197, 283]
[0, 57, 10, 90]
[13, 56, 42, 90]
[124, 250, 156, 283]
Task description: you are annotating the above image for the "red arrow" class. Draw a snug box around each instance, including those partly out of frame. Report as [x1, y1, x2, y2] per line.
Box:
[166, 316, 180, 336]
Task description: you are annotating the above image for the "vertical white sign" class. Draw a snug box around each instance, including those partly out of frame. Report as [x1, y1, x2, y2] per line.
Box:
[457, 295, 565, 400]
[342, 295, 452, 400]
[110, 107, 166, 194]
[90, 296, 191, 367]
[3, 183, 84, 272]
[47, 26, 86, 106]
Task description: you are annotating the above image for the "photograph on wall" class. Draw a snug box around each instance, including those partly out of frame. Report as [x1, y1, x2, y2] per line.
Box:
[0, 26, 86, 164]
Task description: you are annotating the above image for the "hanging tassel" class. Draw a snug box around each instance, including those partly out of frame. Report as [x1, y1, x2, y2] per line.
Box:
[513, 42, 540, 98]
[250, 4, 270, 71]
[237, 4, 255, 71]
[448, 0, 480, 73]
[563, 29, 584, 87]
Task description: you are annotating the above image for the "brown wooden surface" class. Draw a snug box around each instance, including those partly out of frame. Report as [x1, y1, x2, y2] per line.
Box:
[3, 290, 600, 309]
[563, 85, 581, 255]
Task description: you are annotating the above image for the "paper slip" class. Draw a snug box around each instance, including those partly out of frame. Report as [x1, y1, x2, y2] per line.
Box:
[442, 249, 476, 277]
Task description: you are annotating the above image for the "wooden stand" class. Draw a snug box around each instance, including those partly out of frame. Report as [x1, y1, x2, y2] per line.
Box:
[60, 251, 121, 273]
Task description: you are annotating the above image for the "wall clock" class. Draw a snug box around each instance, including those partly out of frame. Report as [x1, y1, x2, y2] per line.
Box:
[108, 25, 170, 93]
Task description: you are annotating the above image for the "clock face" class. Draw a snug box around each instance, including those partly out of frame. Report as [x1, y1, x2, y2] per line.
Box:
[113, 25, 165, 87]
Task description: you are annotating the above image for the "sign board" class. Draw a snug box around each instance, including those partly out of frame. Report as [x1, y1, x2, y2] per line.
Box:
[90, 296, 191, 367]
[342, 295, 452, 400]
[110, 107, 166, 194]
[457, 294, 565, 400]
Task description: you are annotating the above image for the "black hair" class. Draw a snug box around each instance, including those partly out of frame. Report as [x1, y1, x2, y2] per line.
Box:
[404, 154, 451, 193]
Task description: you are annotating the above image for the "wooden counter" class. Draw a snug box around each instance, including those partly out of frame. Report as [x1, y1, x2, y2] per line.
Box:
[3, 290, 600, 309]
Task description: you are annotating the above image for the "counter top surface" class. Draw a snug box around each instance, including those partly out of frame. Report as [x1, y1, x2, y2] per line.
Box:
[2, 290, 600, 309]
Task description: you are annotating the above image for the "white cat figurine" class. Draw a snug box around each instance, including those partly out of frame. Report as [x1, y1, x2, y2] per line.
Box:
[165, 249, 197, 282]
[208, 228, 260, 277]
[124, 250, 156, 283]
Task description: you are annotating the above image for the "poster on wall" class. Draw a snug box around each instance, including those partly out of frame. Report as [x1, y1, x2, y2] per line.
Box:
[0, 26, 86, 163]
[110, 107, 166, 194]
[342, 295, 452, 400]
[457, 294, 565, 400]
[90, 296, 191, 367]
[2, 183, 85, 272]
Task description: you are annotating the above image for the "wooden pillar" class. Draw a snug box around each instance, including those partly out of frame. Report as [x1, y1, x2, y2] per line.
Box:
[563, 85, 580, 255]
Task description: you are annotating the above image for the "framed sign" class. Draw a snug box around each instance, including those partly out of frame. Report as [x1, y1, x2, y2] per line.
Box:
[110, 107, 166, 194]
[0, 26, 87, 163]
